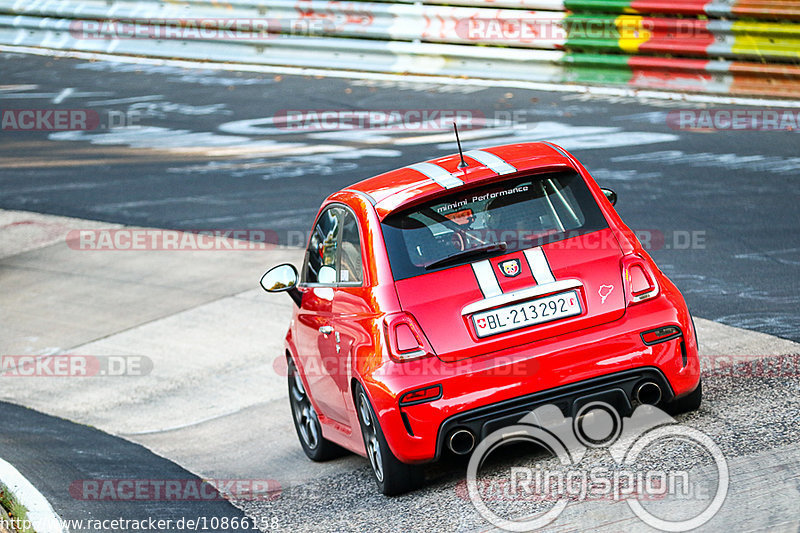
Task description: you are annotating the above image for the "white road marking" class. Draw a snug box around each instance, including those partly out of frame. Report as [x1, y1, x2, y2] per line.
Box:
[587, 168, 664, 181]
[129, 101, 231, 118]
[612, 151, 800, 174]
[438, 122, 678, 152]
[0, 90, 111, 100]
[392, 128, 506, 146]
[0, 456, 67, 533]
[734, 248, 800, 266]
[350, 79, 486, 94]
[0, 84, 38, 91]
[51, 87, 74, 104]
[87, 94, 164, 106]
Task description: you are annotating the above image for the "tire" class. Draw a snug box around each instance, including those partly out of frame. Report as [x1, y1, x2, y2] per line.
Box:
[665, 379, 702, 415]
[287, 357, 346, 461]
[354, 383, 423, 496]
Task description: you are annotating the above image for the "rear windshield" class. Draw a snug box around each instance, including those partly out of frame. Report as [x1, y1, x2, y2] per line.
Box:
[381, 170, 608, 280]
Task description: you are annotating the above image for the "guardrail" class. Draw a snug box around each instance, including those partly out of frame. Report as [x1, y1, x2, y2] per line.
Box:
[0, 0, 798, 97]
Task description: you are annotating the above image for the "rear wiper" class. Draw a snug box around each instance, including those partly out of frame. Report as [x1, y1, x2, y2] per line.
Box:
[424, 241, 508, 271]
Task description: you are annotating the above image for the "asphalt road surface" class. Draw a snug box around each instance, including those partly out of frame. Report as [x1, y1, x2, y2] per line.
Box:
[0, 402, 253, 533]
[1, 52, 798, 343]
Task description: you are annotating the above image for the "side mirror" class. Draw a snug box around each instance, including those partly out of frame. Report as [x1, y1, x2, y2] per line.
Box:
[260, 264, 302, 306]
[601, 188, 617, 206]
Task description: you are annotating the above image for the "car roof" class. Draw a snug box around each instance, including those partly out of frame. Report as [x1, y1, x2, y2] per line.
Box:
[341, 142, 577, 219]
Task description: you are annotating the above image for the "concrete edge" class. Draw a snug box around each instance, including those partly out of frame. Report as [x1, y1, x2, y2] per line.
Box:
[0, 456, 67, 533]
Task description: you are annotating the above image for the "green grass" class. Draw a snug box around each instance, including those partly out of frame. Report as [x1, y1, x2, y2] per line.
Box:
[0, 483, 35, 533]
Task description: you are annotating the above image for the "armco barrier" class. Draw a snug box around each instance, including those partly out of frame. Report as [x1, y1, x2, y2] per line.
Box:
[0, 0, 798, 97]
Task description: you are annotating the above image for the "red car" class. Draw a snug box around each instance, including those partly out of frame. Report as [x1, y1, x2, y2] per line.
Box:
[260, 141, 702, 495]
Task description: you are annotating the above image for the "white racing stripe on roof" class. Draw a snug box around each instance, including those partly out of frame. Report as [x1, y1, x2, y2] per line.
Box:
[464, 149, 517, 175]
[524, 247, 556, 284]
[471, 260, 502, 298]
[539, 141, 571, 159]
[408, 162, 464, 189]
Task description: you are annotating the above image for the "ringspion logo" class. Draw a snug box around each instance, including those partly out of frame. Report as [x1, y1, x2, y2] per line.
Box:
[467, 403, 728, 531]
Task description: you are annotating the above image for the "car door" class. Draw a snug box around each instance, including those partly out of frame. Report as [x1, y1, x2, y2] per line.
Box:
[295, 206, 348, 424]
[329, 208, 369, 429]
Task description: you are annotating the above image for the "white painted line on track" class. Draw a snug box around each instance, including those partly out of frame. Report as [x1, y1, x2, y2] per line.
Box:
[2, 45, 800, 109]
[0, 456, 67, 533]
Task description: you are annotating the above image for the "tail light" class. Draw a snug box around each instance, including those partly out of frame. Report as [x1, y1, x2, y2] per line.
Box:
[622, 255, 659, 304]
[383, 312, 435, 362]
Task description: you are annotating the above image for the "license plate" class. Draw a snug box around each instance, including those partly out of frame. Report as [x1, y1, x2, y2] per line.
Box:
[471, 290, 581, 338]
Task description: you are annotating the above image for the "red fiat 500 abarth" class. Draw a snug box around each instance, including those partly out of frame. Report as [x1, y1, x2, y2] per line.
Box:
[260, 141, 702, 495]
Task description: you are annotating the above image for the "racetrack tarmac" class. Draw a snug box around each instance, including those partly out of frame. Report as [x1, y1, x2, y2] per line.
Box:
[0, 402, 252, 533]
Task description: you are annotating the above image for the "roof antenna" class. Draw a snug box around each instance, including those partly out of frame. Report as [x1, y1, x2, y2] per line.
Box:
[454, 122, 469, 169]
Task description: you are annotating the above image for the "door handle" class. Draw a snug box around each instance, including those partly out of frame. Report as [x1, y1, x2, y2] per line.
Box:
[319, 325, 333, 335]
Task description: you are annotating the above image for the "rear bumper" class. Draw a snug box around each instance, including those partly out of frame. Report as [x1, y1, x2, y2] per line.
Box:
[363, 293, 700, 464]
[435, 366, 672, 459]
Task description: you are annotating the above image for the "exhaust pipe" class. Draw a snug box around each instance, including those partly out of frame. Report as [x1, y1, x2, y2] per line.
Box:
[635, 381, 662, 405]
[448, 429, 476, 455]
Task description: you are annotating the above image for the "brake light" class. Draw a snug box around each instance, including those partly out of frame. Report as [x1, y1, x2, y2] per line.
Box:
[383, 312, 435, 362]
[641, 325, 682, 345]
[622, 255, 659, 304]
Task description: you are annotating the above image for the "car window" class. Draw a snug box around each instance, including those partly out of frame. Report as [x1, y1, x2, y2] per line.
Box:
[380, 171, 608, 280]
[339, 211, 363, 284]
[303, 207, 342, 284]
[302, 206, 363, 285]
